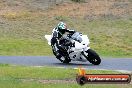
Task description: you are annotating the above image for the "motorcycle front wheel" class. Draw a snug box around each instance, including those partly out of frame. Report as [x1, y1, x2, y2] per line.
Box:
[85, 49, 101, 65]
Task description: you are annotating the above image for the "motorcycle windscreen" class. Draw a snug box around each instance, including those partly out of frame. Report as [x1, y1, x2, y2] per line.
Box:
[71, 32, 82, 43]
[74, 41, 87, 50]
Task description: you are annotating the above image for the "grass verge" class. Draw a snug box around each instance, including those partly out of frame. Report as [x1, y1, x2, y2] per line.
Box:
[0, 18, 131, 57]
[0, 38, 52, 56]
[0, 64, 131, 88]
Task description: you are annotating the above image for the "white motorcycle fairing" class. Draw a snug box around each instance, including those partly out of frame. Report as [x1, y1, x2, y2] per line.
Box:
[45, 34, 90, 62]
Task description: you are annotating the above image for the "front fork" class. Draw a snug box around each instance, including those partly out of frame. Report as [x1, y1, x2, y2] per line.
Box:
[81, 47, 91, 61]
[83, 47, 90, 56]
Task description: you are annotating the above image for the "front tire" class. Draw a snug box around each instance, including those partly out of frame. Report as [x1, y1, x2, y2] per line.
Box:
[85, 49, 101, 65]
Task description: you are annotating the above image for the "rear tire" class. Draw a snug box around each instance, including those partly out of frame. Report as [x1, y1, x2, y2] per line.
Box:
[86, 49, 101, 65]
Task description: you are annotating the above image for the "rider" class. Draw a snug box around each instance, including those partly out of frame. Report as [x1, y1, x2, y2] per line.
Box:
[51, 22, 75, 60]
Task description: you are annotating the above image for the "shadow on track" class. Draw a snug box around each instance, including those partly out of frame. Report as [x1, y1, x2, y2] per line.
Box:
[53, 62, 95, 66]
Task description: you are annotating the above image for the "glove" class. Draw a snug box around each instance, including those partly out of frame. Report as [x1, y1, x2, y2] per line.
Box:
[65, 41, 71, 46]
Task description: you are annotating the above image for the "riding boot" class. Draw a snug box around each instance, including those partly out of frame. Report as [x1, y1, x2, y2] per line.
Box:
[56, 50, 62, 59]
[63, 56, 71, 63]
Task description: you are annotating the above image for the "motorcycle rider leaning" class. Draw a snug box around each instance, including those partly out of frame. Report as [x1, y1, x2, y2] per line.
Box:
[51, 22, 75, 61]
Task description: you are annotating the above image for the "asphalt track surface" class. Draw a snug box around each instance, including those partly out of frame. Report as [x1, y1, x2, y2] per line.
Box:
[0, 56, 132, 72]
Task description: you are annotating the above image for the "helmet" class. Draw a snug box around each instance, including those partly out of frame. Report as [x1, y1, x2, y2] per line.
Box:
[57, 22, 67, 35]
[57, 22, 67, 30]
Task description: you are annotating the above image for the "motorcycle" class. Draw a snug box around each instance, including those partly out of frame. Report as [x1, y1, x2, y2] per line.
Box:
[45, 32, 101, 65]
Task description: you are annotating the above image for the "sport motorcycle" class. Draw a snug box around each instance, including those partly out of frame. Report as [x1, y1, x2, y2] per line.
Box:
[45, 32, 101, 65]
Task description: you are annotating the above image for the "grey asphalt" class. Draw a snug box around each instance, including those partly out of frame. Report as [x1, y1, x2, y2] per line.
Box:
[0, 56, 132, 72]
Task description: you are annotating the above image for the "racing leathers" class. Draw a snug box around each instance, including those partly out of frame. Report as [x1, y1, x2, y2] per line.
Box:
[51, 27, 75, 59]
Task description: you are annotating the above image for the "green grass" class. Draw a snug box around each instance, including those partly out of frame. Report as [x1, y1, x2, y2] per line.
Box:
[0, 64, 121, 79]
[0, 64, 131, 88]
[0, 66, 74, 79]
[0, 1, 131, 57]
[0, 18, 131, 57]
[0, 38, 52, 56]
[73, 19, 132, 57]
[0, 81, 131, 88]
